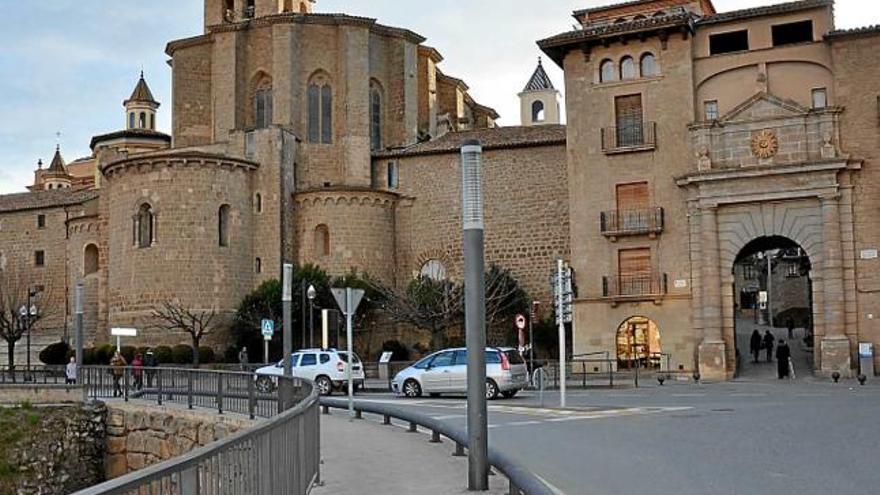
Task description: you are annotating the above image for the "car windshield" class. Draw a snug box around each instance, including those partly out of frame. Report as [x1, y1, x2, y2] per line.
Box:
[276, 354, 300, 367]
[337, 352, 361, 363]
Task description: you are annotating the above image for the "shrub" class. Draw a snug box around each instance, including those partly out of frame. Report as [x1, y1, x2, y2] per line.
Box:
[172, 344, 195, 365]
[82, 348, 97, 365]
[120, 346, 137, 363]
[153, 346, 173, 364]
[379, 340, 409, 361]
[198, 346, 216, 364]
[95, 344, 116, 365]
[38, 341, 71, 365]
[223, 345, 239, 363]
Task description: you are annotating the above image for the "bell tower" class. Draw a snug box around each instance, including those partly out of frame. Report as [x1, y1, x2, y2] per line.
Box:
[124, 72, 160, 131]
[519, 58, 561, 126]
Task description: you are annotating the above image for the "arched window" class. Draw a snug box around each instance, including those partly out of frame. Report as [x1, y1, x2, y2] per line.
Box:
[531, 100, 546, 122]
[370, 84, 383, 151]
[640, 53, 657, 77]
[252, 73, 273, 128]
[420, 259, 447, 281]
[135, 203, 154, 248]
[139, 112, 147, 128]
[255, 193, 263, 213]
[129, 112, 135, 129]
[307, 73, 332, 143]
[620, 56, 636, 80]
[600, 59, 616, 83]
[83, 244, 99, 275]
[299, 2, 308, 13]
[218, 204, 231, 247]
[314, 224, 330, 257]
[255, 257, 262, 274]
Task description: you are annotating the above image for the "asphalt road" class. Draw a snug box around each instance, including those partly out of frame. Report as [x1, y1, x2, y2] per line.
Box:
[350, 379, 880, 495]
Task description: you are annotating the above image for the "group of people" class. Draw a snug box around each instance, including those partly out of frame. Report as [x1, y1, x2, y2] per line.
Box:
[749, 329, 793, 379]
[64, 350, 160, 397]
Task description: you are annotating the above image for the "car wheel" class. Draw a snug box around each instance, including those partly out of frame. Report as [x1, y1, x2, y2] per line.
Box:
[403, 379, 422, 398]
[255, 376, 275, 393]
[501, 389, 518, 399]
[315, 376, 333, 396]
[485, 379, 499, 400]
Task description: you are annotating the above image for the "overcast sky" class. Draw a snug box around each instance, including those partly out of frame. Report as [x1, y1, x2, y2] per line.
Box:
[0, 0, 877, 194]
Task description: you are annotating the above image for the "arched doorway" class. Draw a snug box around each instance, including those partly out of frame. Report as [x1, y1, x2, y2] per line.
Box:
[732, 236, 813, 377]
[616, 316, 662, 369]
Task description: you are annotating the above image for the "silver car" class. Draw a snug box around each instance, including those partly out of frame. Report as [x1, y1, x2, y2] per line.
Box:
[391, 347, 528, 400]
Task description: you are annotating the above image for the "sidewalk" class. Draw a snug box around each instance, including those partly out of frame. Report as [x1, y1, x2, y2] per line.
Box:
[313, 411, 507, 495]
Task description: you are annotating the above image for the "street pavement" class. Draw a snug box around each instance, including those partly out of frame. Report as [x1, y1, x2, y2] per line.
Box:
[350, 377, 880, 495]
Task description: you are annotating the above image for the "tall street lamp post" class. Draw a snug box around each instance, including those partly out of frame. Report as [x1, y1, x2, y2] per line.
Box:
[19, 286, 40, 382]
[461, 139, 488, 490]
[307, 284, 316, 348]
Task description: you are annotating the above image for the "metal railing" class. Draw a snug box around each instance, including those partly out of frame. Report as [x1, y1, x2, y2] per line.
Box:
[72, 367, 320, 495]
[1, 364, 66, 384]
[319, 397, 555, 495]
[601, 122, 657, 152]
[600, 207, 664, 237]
[602, 273, 668, 298]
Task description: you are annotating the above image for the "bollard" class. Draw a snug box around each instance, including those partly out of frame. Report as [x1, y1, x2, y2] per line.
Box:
[832, 371, 841, 383]
[383, 414, 391, 425]
[657, 375, 666, 386]
[408, 422, 418, 433]
[453, 443, 466, 457]
[322, 405, 330, 415]
[858, 374, 867, 386]
[354, 409, 363, 420]
[430, 430, 441, 443]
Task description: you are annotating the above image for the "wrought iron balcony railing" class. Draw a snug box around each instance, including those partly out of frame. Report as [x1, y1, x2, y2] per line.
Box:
[601, 122, 657, 153]
[602, 273, 668, 298]
[601, 207, 664, 238]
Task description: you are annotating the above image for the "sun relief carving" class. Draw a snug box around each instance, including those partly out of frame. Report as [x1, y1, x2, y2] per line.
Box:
[751, 130, 778, 159]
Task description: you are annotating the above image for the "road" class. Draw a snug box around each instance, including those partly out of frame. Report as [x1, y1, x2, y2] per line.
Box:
[348, 379, 880, 495]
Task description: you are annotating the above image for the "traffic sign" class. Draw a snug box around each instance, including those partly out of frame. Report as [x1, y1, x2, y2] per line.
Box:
[261, 319, 275, 339]
[515, 314, 526, 330]
[331, 288, 365, 316]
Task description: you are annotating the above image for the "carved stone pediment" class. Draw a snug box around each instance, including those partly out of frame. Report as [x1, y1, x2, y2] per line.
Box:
[720, 92, 809, 123]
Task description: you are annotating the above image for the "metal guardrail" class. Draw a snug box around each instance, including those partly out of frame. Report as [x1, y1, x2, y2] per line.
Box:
[600, 207, 664, 237]
[69, 367, 320, 495]
[320, 397, 555, 495]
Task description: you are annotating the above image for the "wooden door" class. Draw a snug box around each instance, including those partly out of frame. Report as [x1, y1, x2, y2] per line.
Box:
[616, 182, 650, 231]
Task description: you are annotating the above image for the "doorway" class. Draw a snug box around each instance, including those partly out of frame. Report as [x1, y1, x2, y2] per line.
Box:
[616, 316, 662, 370]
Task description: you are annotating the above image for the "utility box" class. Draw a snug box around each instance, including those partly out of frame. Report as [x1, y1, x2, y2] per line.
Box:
[859, 343, 875, 379]
[378, 351, 394, 383]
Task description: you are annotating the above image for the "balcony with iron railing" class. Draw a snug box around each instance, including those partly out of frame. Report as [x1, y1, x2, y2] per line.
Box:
[601, 207, 664, 240]
[601, 122, 657, 154]
[602, 273, 668, 304]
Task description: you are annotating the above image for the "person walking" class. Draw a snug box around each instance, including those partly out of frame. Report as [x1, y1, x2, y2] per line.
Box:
[776, 339, 791, 379]
[65, 356, 77, 385]
[143, 350, 158, 388]
[238, 346, 249, 371]
[787, 318, 795, 339]
[749, 330, 762, 363]
[110, 352, 127, 397]
[763, 330, 775, 363]
[132, 353, 144, 391]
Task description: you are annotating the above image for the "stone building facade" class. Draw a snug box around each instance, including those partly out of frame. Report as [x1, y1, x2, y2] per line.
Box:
[540, 0, 880, 379]
[0, 0, 567, 364]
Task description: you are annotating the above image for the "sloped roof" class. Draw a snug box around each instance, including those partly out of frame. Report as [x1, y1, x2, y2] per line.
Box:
[373, 125, 566, 158]
[523, 58, 555, 92]
[45, 146, 67, 175]
[0, 188, 99, 213]
[125, 72, 158, 106]
[696, 0, 830, 26]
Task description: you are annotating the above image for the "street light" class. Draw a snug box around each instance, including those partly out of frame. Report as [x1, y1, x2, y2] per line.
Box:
[19, 287, 40, 382]
[307, 284, 316, 348]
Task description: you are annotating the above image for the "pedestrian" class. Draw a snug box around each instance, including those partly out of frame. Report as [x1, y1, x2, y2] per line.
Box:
[110, 351, 127, 397]
[65, 356, 77, 385]
[787, 318, 795, 339]
[132, 353, 144, 390]
[238, 346, 249, 371]
[763, 330, 775, 363]
[776, 339, 791, 379]
[749, 330, 762, 363]
[143, 350, 158, 388]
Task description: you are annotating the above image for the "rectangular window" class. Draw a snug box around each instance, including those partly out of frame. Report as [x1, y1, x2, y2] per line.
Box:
[387, 162, 399, 189]
[709, 30, 749, 55]
[811, 88, 827, 109]
[35, 250, 45, 267]
[255, 90, 273, 129]
[704, 100, 719, 120]
[245, 131, 256, 159]
[255, 257, 262, 274]
[614, 94, 644, 147]
[37, 214, 45, 229]
[772, 20, 813, 47]
[618, 248, 651, 296]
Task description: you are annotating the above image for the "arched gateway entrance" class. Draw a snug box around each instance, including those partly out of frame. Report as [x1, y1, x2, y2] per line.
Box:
[616, 316, 662, 370]
[732, 237, 813, 378]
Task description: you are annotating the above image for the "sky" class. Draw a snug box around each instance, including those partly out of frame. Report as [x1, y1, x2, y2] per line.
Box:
[0, 0, 877, 194]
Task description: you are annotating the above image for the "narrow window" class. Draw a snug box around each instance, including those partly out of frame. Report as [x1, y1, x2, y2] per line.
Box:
[704, 100, 719, 120]
[321, 85, 332, 144]
[35, 250, 45, 267]
[37, 214, 45, 229]
[255, 88, 273, 128]
[640, 53, 657, 77]
[136, 203, 154, 248]
[811, 88, 827, 109]
[615, 94, 644, 147]
[620, 56, 636, 80]
[387, 162, 399, 189]
[370, 88, 383, 151]
[772, 20, 813, 47]
[531, 100, 545, 122]
[255, 193, 263, 213]
[83, 244, 99, 275]
[307, 81, 332, 143]
[245, 0, 255, 17]
[308, 84, 320, 143]
[129, 112, 135, 129]
[600, 59, 615, 83]
[709, 30, 749, 55]
[314, 224, 330, 256]
[219, 204, 231, 247]
[282, 0, 293, 12]
[150, 114, 155, 130]
[255, 257, 262, 274]
[139, 112, 147, 128]
[245, 131, 256, 158]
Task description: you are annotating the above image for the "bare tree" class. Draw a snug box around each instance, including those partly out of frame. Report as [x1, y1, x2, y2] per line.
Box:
[151, 300, 219, 367]
[0, 269, 52, 370]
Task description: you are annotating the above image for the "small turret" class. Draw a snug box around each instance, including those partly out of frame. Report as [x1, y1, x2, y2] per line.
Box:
[519, 58, 562, 126]
[124, 72, 160, 131]
[41, 146, 72, 190]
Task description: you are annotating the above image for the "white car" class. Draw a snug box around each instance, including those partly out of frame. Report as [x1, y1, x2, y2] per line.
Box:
[255, 349, 365, 396]
[391, 347, 528, 400]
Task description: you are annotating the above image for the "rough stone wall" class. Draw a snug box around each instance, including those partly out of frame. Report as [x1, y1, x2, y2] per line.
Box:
[104, 402, 251, 479]
[66, 199, 105, 350]
[171, 40, 214, 148]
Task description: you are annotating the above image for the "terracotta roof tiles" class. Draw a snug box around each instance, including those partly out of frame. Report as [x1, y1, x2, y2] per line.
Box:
[0, 188, 99, 213]
[373, 125, 566, 158]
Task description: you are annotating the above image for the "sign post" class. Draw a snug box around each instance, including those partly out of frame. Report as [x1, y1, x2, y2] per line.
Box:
[261, 319, 275, 364]
[110, 327, 137, 352]
[332, 287, 365, 420]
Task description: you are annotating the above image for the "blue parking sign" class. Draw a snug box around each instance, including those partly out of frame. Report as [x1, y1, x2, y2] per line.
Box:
[261, 319, 274, 338]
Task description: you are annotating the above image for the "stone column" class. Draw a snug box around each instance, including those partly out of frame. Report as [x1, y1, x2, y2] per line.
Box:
[698, 205, 728, 380]
[820, 194, 852, 376]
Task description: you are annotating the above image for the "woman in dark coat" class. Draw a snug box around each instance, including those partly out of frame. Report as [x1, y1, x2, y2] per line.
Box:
[749, 330, 762, 363]
[763, 330, 775, 362]
[776, 339, 791, 379]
